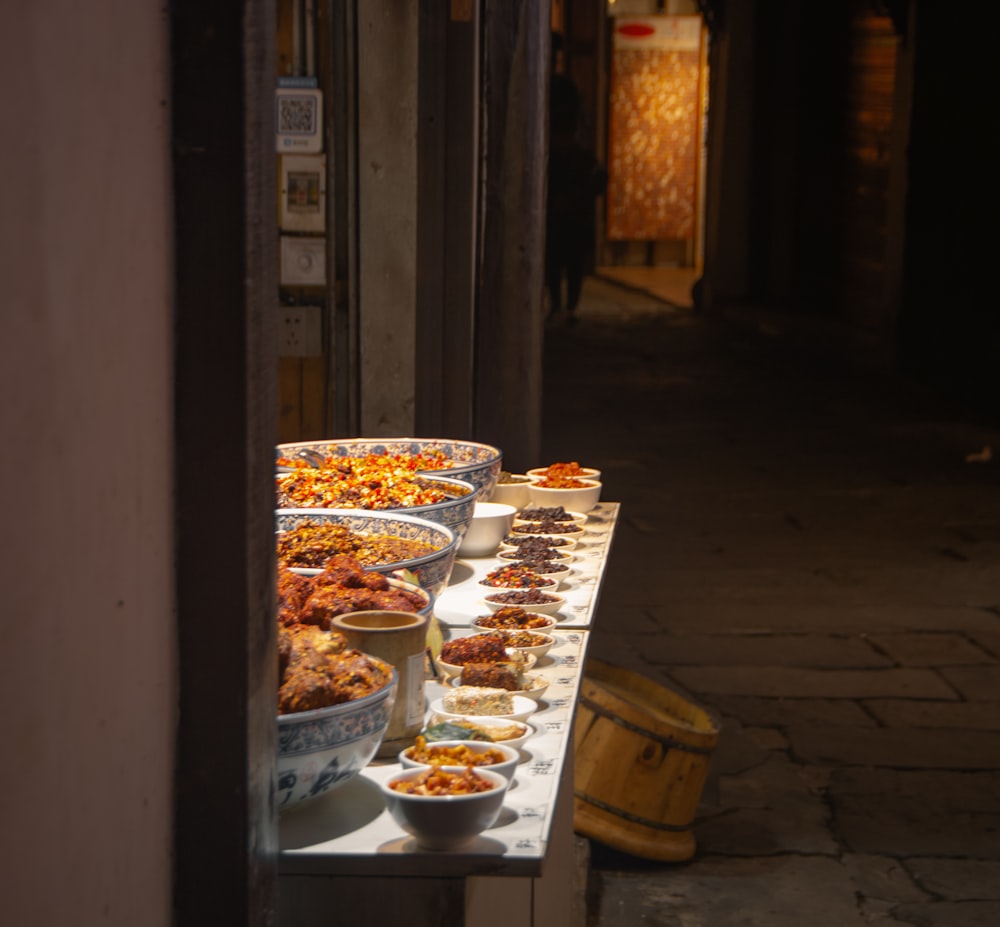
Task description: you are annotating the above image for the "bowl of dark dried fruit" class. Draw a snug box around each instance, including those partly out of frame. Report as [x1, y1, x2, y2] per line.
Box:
[500, 533, 578, 552]
[514, 506, 588, 527]
[481, 588, 566, 616]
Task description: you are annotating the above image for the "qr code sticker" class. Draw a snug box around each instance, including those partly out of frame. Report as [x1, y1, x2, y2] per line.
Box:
[277, 95, 317, 135]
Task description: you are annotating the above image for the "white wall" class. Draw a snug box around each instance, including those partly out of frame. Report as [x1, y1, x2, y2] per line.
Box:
[0, 4, 175, 924]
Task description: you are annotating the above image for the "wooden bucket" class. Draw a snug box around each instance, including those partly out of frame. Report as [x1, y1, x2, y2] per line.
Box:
[573, 658, 719, 861]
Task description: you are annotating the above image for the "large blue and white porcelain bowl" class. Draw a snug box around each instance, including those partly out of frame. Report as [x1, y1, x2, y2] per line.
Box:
[277, 668, 397, 809]
[275, 469, 478, 542]
[275, 437, 504, 501]
[275, 507, 459, 597]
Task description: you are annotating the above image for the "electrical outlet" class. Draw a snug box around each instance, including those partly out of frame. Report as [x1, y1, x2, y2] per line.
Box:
[278, 305, 322, 357]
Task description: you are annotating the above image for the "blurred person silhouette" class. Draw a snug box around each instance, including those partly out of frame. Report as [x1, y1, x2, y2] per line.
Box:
[546, 31, 607, 322]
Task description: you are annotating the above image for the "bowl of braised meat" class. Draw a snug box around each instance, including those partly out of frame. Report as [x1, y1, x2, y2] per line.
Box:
[276, 507, 459, 597]
[277, 622, 398, 808]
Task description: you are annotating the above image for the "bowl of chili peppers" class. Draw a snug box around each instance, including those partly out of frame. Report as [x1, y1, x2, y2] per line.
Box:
[275, 463, 478, 542]
[276, 437, 504, 501]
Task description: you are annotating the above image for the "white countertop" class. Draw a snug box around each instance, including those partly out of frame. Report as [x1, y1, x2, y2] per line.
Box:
[278, 502, 619, 879]
[435, 501, 619, 630]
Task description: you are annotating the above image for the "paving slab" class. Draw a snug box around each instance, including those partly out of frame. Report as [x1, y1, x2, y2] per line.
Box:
[865, 632, 998, 666]
[828, 768, 1000, 857]
[633, 632, 893, 668]
[903, 858, 1000, 900]
[889, 900, 1000, 927]
[840, 853, 930, 903]
[667, 665, 959, 699]
[787, 724, 1000, 768]
[643, 601, 1000, 633]
[937, 665, 1000, 701]
[587, 855, 875, 927]
[967, 628, 1000, 657]
[709, 694, 879, 728]
[863, 699, 1000, 731]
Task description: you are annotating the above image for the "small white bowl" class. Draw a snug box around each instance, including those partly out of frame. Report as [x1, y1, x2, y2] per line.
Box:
[457, 501, 517, 558]
[526, 478, 602, 514]
[381, 766, 510, 850]
[500, 534, 578, 552]
[527, 465, 602, 482]
[422, 716, 535, 752]
[429, 693, 538, 723]
[478, 629, 556, 660]
[497, 547, 573, 564]
[448, 673, 549, 702]
[486, 475, 533, 510]
[477, 565, 560, 595]
[515, 507, 589, 527]
[506, 521, 585, 543]
[472, 610, 558, 633]
[437, 648, 537, 679]
[399, 739, 520, 782]
[478, 578, 560, 597]
[492, 560, 571, 587]
[481, 590, 566, 615]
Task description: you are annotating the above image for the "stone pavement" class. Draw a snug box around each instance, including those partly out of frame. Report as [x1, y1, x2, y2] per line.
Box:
[540, 277, 1000, 927]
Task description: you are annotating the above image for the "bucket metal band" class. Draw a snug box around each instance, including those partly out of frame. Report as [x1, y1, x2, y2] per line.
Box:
[575, 790, 693, 832]
[579, 693, 715, 756]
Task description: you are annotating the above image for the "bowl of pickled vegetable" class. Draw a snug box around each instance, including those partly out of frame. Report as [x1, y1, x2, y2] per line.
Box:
[419, 717, 535, 753]
[380, 766, 510, 850]
[398, 737, 519, 782]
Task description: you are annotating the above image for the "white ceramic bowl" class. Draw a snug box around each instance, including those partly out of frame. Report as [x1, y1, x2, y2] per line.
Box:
[381, 766, 510, 850]
[275, 468, 478, 542]
[527, 464, 602, 482]
[506, 520, 585, 543]
[437, 648, 537, 679]
[486, 474, 533, 510]
[277, 668, 397, 809]
[429, 693, 538, 724]
[275, 507, 459, 598]
[481, 590, 566, 616]
[448, 673, 549, 702]
[471, 610, 558, 633]
[477, 565, 560, 595]
[497, 547, 573, 565]
[490, 559, 571, 587]
[500, 534, 578, 552]
[457, 501, 517, 558]
[421, 716, 536, 752]
[399, 739, 520, 782]
[478, 628, 556, 660]
[526, 477, 602, 514]
[515, 507, 589, 527]
[277, 438, 504, 501]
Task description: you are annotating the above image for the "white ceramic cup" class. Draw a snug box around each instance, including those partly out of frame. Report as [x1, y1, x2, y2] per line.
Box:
[457, 501, 517, 558]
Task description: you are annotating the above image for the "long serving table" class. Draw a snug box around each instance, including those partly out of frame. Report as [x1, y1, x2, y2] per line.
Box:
[278, 503, 620, 927]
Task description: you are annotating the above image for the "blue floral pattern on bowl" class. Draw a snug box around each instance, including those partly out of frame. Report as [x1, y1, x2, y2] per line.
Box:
[277, 670, 397, 808]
